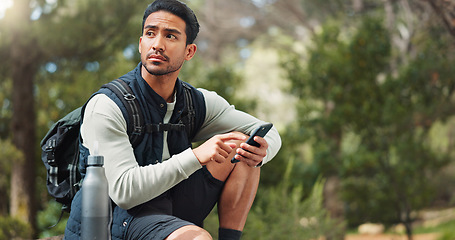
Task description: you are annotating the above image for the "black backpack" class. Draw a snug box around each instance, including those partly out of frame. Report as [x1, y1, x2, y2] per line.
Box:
[41, 79, 196, 212]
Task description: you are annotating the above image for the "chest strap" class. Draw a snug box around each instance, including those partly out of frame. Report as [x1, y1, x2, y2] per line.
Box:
[101, 79, 196, 143]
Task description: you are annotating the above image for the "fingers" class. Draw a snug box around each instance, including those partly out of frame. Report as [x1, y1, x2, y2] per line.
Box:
[218, 132, 248, 142]
[233, 151, 263, 167]
[209, 133, 247, 163]
[233, 136, 268, 167]
[193, 133, 246, 165]
[241, 136, 268, 153]
[193, 132, 269, 167]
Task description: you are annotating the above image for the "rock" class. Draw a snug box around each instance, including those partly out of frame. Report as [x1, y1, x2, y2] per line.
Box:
[392, 223, 406, 234]
[358, 223, 384, 235]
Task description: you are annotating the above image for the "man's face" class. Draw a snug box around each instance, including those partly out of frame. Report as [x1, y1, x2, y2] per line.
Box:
[139, 10, 196, 77]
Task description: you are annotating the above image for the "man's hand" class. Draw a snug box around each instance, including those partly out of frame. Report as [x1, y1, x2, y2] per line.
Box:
[193, 132, 247, 165]
[233, 136, 268, 167]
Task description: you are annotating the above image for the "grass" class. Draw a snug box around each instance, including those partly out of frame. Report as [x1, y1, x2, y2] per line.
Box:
[414, 218, 455, 240]
[414, 219, 455, 233]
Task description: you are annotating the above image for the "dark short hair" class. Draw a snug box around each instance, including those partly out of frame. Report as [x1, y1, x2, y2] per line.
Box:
[142, 0, 200, 45]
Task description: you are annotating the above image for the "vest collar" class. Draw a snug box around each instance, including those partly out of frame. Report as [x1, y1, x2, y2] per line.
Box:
[134, 63, 186, 112]
[131, 63, 186, 121]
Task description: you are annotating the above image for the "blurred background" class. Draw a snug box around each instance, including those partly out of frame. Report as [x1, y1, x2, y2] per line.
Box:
[1, 0, 455, 239]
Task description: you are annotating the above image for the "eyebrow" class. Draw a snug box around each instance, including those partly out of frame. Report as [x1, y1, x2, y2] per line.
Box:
[144, 25, 183, 36]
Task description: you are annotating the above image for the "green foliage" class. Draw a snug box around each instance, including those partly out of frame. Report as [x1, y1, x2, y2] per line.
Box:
[412, 217, 455, 240]
[28, 0, 143, 61]
[0, 215, 32, 240]
[282, 13, 455, 233]
[203, 161, 345, 240]
[37, 201, 68, 238]
[435, 218, 455, 240]
[260, 122, 319, 197]
[1, 0, 146, 236]
[35, 51, 138, 130]
[439, 231, 455, 240]
[0, 77, 12, 139]
[0, 139, 23, 215]
[244, 161, 345, 240]
[181, 56, 257, 112]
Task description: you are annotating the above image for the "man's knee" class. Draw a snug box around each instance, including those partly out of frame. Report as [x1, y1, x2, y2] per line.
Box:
[165, 225, 212, 240]
[231, 161, 261, 181]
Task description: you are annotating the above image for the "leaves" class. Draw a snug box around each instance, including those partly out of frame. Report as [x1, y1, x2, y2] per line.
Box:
[282, 5, 455, 232]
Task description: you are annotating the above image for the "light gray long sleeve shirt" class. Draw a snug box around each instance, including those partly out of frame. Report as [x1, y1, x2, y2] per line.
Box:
[81, 88, 281, 210]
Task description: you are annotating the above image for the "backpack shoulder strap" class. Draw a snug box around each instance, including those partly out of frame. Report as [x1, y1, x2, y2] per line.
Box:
[101, 79, 144, 147]
[100, 79, 197, 145]
[181, 82, 196, 140]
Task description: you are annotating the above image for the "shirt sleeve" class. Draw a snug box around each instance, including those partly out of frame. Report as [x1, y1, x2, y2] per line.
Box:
[81, 94, 202, 210]
[194, 89, 282, 166]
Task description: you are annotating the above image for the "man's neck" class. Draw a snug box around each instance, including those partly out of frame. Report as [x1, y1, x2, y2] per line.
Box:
[141, 66, 178, 103]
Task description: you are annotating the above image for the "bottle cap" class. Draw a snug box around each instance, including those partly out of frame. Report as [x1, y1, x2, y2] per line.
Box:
[87, 140, 104, 166]
[88, 155, 104, 166]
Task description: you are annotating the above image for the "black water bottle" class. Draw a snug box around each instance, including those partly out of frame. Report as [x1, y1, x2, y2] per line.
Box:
[81, 142, 111, 240]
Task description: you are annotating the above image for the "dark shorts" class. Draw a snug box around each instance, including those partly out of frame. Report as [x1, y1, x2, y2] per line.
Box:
[125, 166, 224, 240]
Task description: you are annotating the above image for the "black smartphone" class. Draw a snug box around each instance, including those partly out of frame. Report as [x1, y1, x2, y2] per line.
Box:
[231, 123, 273, 163]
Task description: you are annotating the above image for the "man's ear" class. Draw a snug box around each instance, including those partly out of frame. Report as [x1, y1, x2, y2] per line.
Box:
[185, 43, 197, 61]
[138, 36, 143, 54]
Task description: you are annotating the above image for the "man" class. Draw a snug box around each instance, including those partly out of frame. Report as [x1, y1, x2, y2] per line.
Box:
[64, 0, 281, 239]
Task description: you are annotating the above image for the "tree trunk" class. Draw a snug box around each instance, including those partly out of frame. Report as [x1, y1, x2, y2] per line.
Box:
[8, 0, 38, 237]
[404, 208, 414, 240]
[10, 32, 38, 236]
[323, 175, 345, 240]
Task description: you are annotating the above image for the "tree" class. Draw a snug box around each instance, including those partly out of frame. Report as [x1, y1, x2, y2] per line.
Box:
[1, 0, 144, 236]
[282, 6, 455, 240]
[424, 0, 455, 37]
[4, 0, 38, 235]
